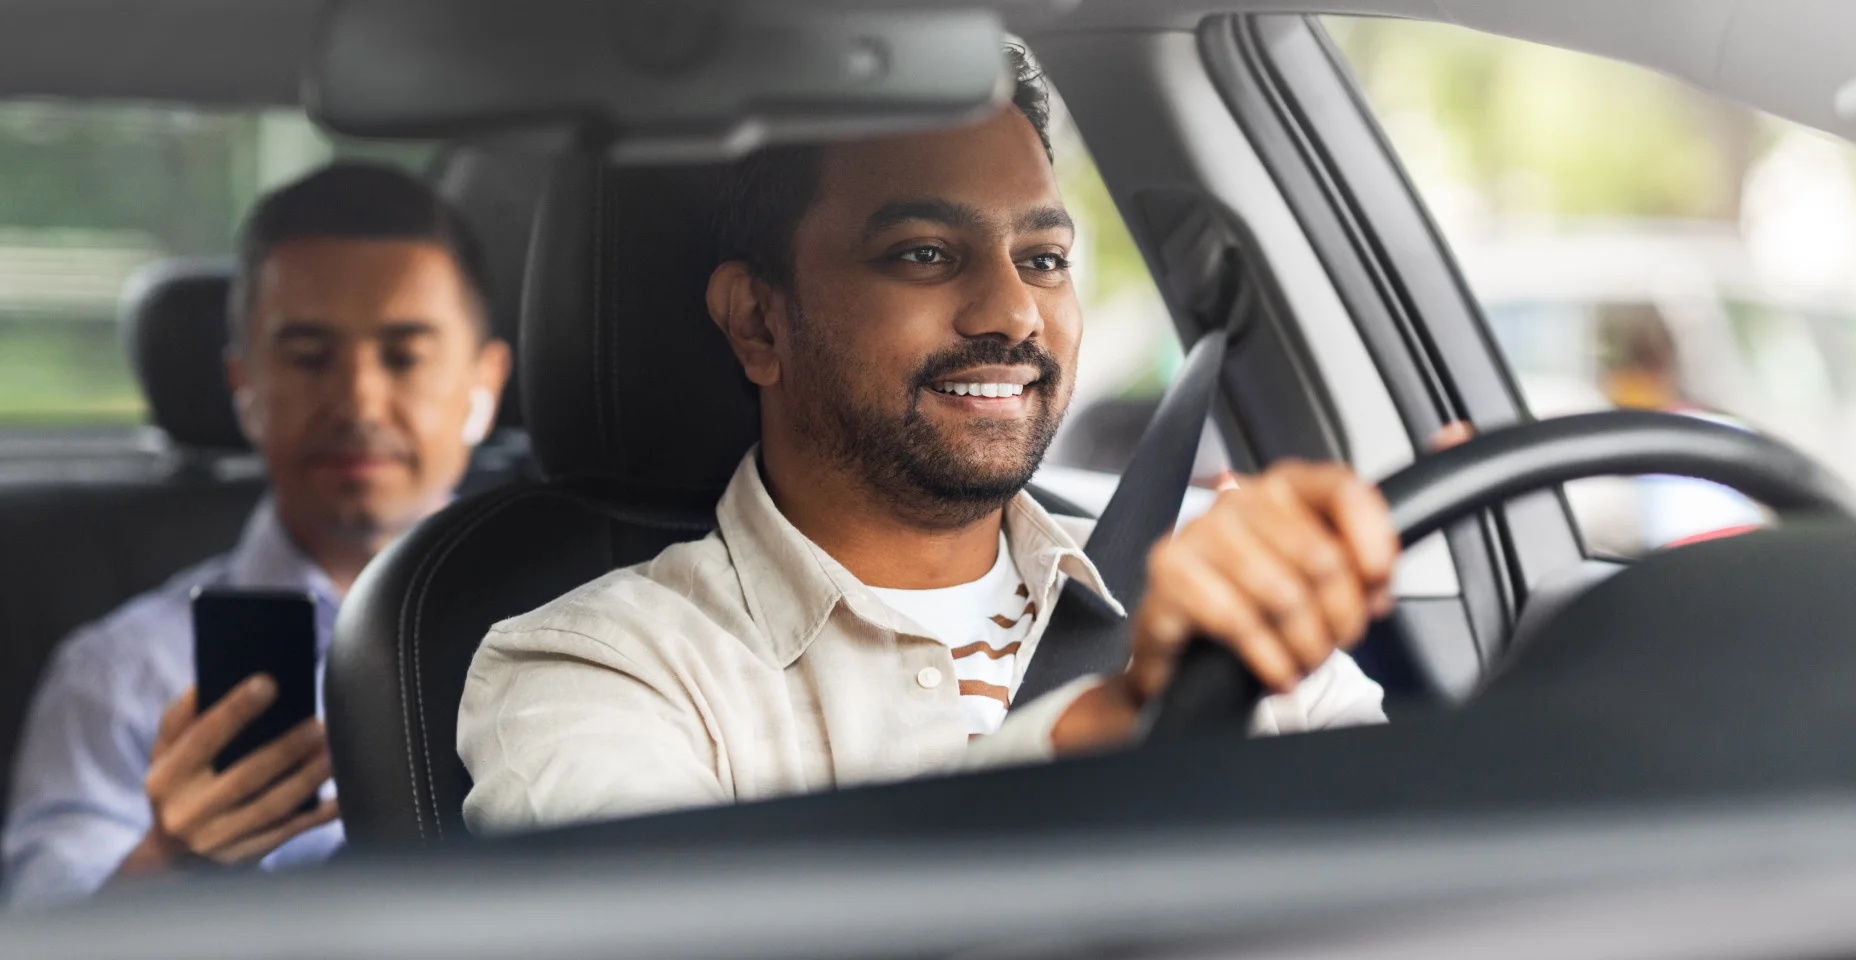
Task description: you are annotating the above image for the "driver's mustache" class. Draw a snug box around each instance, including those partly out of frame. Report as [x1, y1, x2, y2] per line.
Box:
[912, 341, 1062, 389]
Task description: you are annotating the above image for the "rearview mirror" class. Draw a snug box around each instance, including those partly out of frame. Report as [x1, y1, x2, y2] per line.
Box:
[307, 0, 1012, 160]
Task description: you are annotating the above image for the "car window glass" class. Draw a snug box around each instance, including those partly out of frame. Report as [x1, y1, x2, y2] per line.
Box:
[1327, 17, 1856, 556]
[1722, 299, 1840, 409]
[1036, 81, 1227, 513]
[0, 100, 432, 427]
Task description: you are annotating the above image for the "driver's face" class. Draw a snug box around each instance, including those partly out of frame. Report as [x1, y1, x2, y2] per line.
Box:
[776, 107, 1081, 525]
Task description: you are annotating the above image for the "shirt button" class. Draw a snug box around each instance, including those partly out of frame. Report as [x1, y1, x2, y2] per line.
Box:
[916, 667, 943, 689]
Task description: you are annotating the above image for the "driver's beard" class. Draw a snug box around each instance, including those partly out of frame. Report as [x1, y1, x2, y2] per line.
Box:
[785, 300, 1065, 530]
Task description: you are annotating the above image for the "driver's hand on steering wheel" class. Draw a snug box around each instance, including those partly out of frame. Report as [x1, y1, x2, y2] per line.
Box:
[1052, 460, 1399, 753]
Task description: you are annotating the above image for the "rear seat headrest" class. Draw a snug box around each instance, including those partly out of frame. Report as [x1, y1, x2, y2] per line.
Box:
[433, 146, 553, 432]
[519, 153, 759, 509]
[122, 259, 249, 453]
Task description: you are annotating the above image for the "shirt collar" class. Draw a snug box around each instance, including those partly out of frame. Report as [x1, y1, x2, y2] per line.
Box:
[713, 448, 1122, 669]
[1001, 487, 1123, 618]
[225, 498, 343, 612]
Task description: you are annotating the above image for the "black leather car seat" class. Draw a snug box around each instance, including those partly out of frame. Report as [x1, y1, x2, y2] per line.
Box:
[327, 152, 759, 848]
[431, 142, 554, 436]
[0, 260, 265, 840]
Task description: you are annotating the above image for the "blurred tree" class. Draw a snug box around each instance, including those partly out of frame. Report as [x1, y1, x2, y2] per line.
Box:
[1327, 17, 1770, 226]
[0, 100, 430, 423]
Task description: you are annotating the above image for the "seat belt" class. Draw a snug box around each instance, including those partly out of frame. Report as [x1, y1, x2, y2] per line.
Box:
[1015, 286, 1252, 705]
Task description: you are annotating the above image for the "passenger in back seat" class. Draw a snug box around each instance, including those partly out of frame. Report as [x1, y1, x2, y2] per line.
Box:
[3, 163, 510, 908]
[459, 49, 1394, 834]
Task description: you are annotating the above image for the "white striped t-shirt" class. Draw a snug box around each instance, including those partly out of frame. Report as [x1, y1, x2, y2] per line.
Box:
[867, 534, 1038, 736]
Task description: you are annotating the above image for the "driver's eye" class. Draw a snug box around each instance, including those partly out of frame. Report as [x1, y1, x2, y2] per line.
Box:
[897, 246, 950, 265]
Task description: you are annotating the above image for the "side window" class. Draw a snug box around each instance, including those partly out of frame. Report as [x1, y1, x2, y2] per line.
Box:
[0, 101, 431, 427]
[1038, 81, 1229, 511]
[1327, 17, 1856, 555]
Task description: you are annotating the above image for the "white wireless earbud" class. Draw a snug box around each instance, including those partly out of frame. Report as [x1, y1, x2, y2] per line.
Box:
[462, 387, 496, 446]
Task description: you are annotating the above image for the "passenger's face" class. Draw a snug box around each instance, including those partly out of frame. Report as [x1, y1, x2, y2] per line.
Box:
[778, 108, 1080, 525]
[230, 239, 510, 546]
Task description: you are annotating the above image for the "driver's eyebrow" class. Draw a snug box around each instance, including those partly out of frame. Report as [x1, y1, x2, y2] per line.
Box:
[861, 199, 986, 242]
[1016, 206, 1075, 235]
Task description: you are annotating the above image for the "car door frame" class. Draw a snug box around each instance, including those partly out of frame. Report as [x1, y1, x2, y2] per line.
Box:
[1198, 12, 1590, 674]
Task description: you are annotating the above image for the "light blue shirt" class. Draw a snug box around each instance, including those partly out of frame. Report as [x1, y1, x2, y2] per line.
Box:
[3, 501, 345, 909]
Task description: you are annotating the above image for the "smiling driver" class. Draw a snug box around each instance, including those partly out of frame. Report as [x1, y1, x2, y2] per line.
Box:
[458, 49, 1393, 832]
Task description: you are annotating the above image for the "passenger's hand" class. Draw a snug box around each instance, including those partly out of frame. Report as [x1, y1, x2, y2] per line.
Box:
[1052, 460, 1398, 752]
[115, 678, 337, 878]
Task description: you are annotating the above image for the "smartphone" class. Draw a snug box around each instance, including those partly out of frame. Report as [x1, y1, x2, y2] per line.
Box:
[191, 587, 319, 810]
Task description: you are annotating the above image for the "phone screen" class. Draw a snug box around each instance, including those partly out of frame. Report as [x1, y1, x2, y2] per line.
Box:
[190, 588, 319, 800]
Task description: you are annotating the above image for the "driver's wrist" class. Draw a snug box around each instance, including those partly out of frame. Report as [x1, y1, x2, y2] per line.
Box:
[1050, 676, 1142, 755]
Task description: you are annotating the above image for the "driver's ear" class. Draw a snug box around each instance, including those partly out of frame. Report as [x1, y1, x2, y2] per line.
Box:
[707, 260, 783, 388]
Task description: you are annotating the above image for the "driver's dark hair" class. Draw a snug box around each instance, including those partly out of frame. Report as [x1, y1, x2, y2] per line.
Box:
[716, 44, 1052, 290]
[227, 161, 492, 350]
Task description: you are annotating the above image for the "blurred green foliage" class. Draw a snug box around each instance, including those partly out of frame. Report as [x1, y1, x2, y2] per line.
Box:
[1055, 141, 1154, 309]
[0, 101, 431, 424]
[0, 104, 246, 252]
[1053, 119, 1181, 401]
[0, 319, 142, 421]
[1043, 15, 1799, 413]
[1326, 16, 1771, 223]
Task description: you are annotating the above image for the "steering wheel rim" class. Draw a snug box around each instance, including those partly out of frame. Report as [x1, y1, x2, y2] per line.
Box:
[1142, 409, 1856, 740]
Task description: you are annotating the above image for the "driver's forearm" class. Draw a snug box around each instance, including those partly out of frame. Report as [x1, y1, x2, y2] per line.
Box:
[1048, 676, 1140, 755]
[962, 675, 1106, 770]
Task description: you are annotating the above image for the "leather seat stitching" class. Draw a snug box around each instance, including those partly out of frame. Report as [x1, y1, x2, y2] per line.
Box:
[388, 484, 715, 844]
[398, 483, 530, 843]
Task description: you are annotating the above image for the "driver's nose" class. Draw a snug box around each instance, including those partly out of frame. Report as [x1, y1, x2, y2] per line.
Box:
[954, 253, 1042, 346]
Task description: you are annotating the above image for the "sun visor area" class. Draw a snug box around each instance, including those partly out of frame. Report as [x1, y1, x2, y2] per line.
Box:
[305, 0, 1013, 159]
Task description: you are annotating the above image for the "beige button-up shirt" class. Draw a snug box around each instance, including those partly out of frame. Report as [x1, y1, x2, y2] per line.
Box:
[459, 452, 1387, 835]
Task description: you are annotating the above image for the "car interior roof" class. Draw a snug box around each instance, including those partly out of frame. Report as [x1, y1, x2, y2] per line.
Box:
[1, 0, 1854, 148]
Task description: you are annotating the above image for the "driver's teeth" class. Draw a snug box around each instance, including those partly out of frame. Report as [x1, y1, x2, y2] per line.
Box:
[933, 381, 1031, 397]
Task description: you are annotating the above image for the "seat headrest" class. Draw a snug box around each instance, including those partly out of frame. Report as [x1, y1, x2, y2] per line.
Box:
[520, 153, 759, 509]
[122, 259, 249, 452]
[433, 145, 554, 431]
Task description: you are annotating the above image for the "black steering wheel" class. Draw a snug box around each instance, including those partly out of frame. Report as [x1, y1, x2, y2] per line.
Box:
[1144, 409, 1856, 738]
